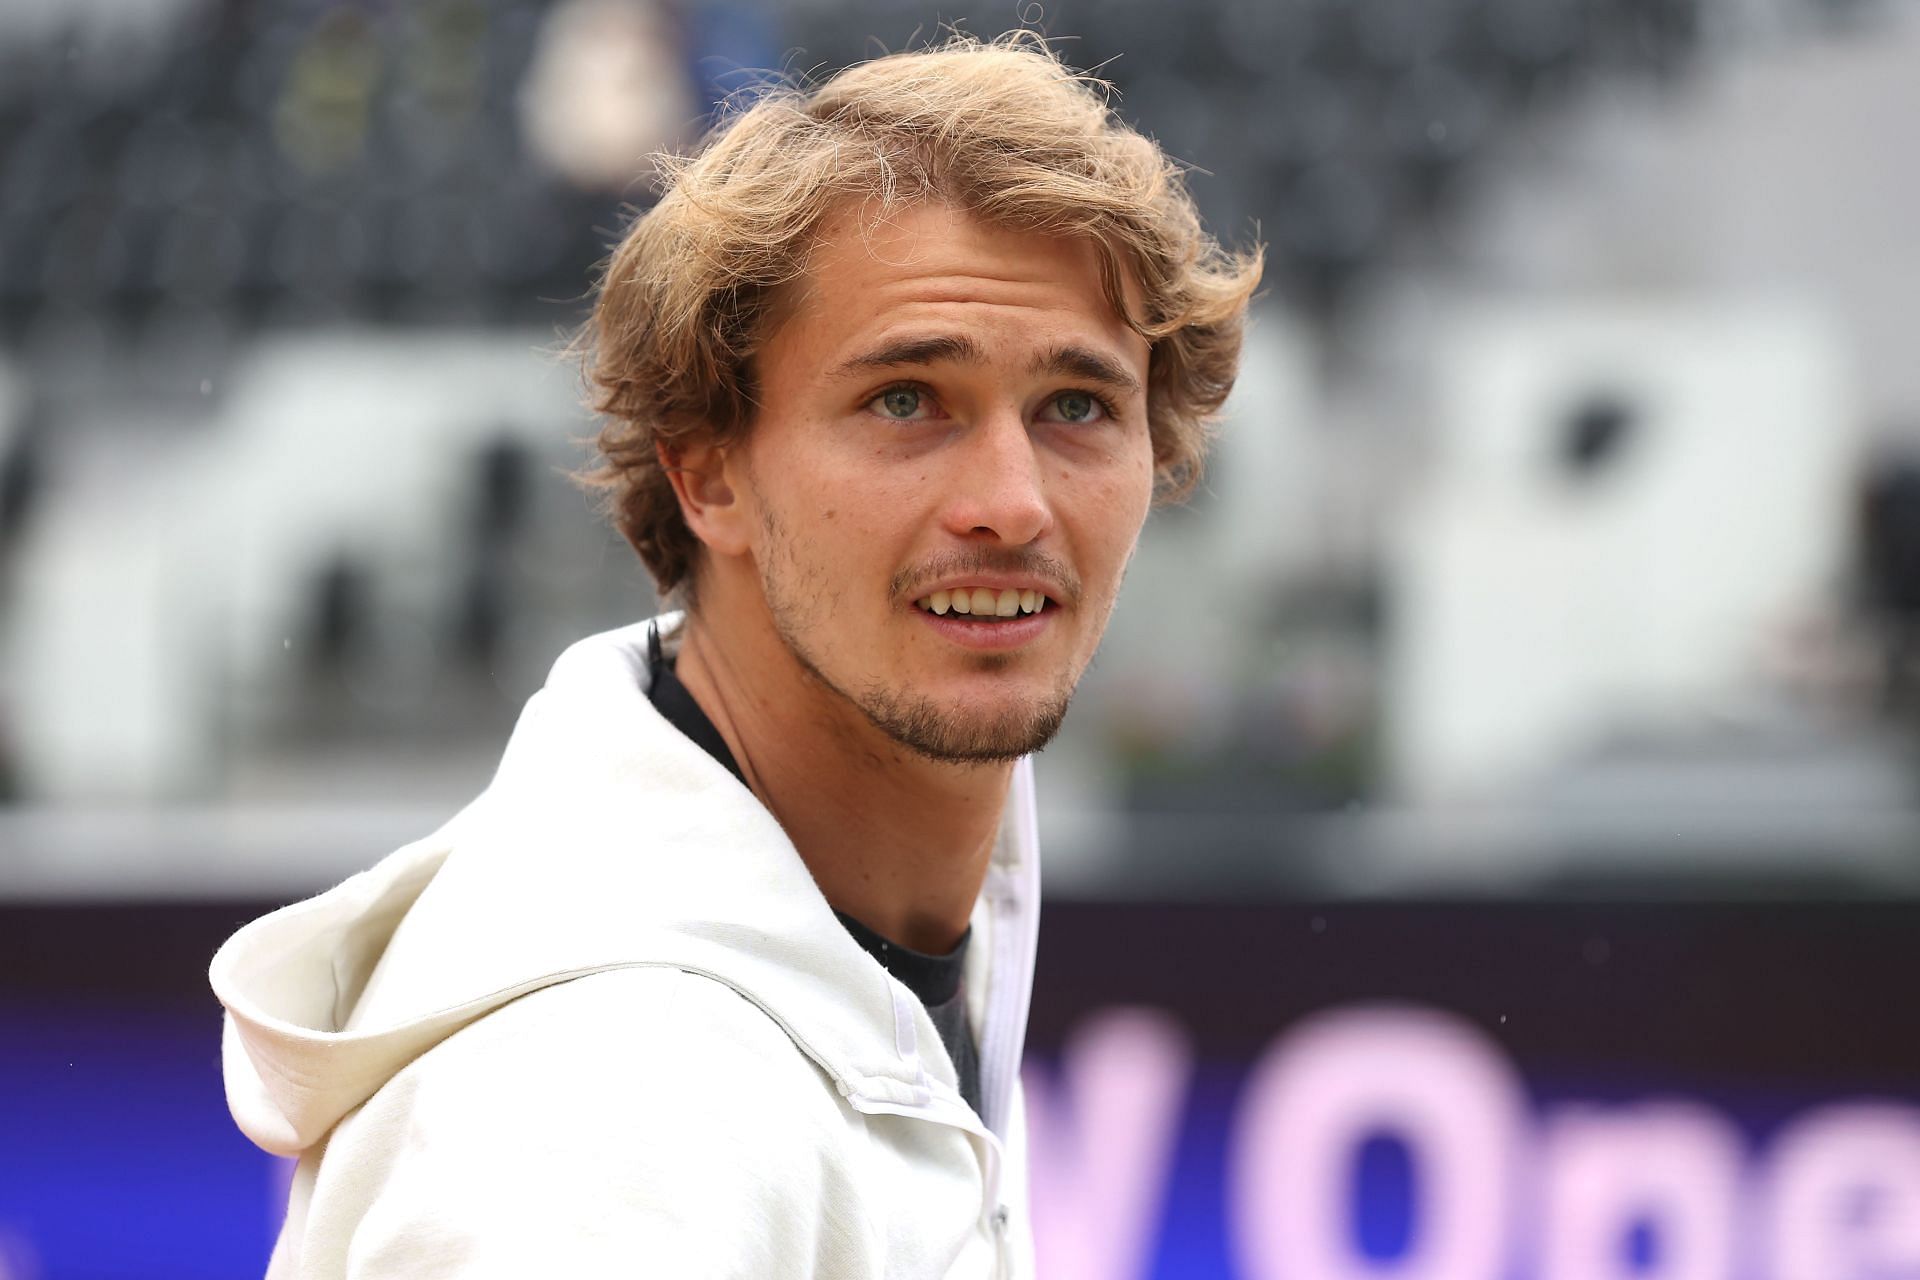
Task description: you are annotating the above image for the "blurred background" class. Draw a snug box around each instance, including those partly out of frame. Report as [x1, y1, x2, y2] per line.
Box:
[3, 0, 1919, 1276]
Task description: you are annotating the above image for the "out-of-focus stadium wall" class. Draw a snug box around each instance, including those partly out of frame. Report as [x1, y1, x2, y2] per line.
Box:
[5, 900, 1918, 1279]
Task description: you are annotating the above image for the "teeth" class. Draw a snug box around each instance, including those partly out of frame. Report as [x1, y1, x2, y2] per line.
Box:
[914, 587, 1054, 616]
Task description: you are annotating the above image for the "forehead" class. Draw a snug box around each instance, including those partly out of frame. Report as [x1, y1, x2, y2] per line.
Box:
[763, 201, 1149, 379]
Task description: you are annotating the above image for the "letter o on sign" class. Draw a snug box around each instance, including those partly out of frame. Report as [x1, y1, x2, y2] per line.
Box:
[1229, 1006, 1524, 1280]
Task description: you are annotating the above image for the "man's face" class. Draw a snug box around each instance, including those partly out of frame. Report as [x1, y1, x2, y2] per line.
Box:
[729, 201, 1156, 764]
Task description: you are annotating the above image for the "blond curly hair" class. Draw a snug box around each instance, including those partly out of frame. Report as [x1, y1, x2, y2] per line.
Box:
[581, 32, 1263, 596]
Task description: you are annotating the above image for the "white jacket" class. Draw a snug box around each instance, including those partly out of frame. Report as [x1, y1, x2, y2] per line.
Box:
[210, 617, 1041, 1278]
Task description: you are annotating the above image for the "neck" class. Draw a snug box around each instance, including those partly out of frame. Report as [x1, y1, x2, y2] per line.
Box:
[672, 604, 1010, 955]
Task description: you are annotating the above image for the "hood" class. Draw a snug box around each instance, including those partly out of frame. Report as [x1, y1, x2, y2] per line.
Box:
[209, 615, 1041, 1159]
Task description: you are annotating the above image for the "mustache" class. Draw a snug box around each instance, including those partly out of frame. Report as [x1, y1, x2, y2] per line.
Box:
[890, 549, 1082, 608]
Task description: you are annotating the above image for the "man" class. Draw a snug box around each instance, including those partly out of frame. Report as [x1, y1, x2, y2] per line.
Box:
[211, 33, 1259, 1279]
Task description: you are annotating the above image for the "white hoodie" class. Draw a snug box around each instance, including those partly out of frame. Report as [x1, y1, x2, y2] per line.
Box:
[210, 617, 1041, 1278]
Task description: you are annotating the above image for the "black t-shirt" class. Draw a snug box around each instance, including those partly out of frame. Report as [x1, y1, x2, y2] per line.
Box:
[644, 636, 983, 1113]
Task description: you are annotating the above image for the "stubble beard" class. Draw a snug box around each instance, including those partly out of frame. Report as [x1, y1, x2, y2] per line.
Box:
[758, 520, 1077, 766]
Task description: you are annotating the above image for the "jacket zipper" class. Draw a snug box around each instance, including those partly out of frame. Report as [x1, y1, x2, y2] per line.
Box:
[978, 757, 1041, 1138]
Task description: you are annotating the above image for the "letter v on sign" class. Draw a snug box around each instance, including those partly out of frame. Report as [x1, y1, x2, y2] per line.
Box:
[1022, 1007, 1194, 1280]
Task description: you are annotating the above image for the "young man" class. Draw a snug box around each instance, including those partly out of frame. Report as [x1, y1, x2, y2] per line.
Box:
[211, 35, 1259, 1279]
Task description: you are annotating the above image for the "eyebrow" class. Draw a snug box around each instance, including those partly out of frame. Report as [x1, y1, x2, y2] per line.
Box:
[831, 333, 1143, 398]
[832, 334, 985, 377]
[1033, 344, 1143, 398]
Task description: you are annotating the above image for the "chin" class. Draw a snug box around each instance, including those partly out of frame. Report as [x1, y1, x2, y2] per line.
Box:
[857, 677, 1075, 765]
[772, 598, 1080, 760]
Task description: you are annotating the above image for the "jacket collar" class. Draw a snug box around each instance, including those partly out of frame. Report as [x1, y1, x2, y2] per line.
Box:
[212, 615, 1041, 1155]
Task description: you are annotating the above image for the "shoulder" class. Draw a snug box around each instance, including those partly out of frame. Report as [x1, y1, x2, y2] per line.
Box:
[407, 965, 852, 1141]
[320, 968, 878, 1276]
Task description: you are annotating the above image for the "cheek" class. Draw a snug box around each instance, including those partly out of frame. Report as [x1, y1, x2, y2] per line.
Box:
[1127, 447, 1156, 523]
[837, 484, 912, 552]
[1101, 442, 1157, 542]
[795, 471, 921, 601]
[1060, 463, 1153, 588]
[840, 455, 934, 535]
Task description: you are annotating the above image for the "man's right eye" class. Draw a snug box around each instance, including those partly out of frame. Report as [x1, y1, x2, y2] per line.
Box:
[871, 386, 935, 420]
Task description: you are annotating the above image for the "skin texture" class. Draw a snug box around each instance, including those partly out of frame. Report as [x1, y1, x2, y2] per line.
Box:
[665, 201, 1155, 953]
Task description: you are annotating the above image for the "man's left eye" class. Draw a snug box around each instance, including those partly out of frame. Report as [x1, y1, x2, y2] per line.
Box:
[1044, 391, 1106, 424]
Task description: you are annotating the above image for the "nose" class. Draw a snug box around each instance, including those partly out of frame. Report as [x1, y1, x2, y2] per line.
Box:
[939, 409, 1055, 546]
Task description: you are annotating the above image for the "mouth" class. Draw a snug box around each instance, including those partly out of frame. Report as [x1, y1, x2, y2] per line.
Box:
[910, 585, 1056, 652]
[912, 587, 1052, 619]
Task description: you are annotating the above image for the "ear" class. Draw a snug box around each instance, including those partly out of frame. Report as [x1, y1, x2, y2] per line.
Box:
[660, 437, 753, 558]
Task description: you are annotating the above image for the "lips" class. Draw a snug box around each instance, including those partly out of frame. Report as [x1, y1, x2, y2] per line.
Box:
[914, 601, 1052, 651]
